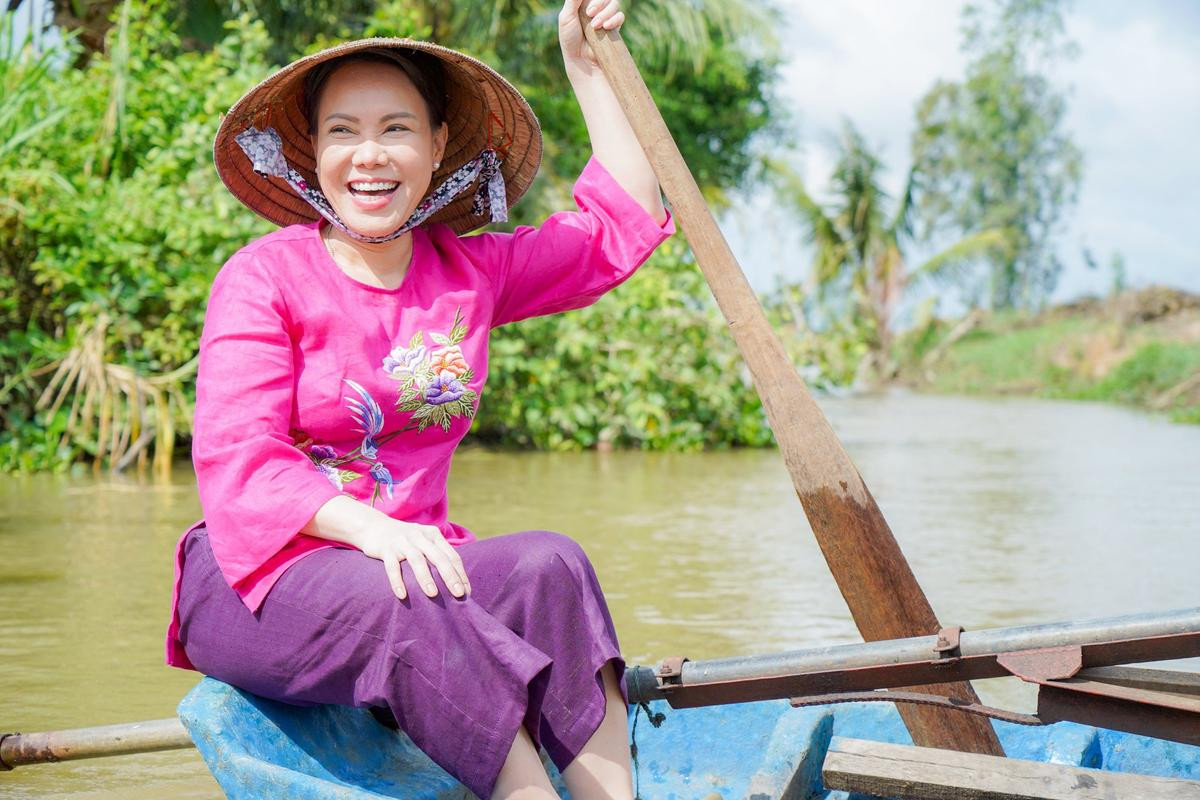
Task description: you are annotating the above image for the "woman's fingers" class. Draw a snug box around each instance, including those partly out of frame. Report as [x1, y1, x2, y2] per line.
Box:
[401, 540, 440, 598]
[588, 0, 623, 29]
[429, 533, 471, 596]
[416, 535, 467, 598]
[383, 553, 407, 601]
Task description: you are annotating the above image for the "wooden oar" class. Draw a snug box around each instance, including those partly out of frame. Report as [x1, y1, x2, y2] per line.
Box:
[578, 12, 1004, 755]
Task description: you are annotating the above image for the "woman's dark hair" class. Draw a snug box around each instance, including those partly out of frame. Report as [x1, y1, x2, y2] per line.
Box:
[303, 48, 448, 135]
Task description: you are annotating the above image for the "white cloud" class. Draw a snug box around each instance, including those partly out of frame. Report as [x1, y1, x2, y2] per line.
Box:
[778, 0, 967, 196]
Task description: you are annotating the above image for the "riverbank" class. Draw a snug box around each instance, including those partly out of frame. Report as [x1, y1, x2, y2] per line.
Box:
[897, 287, 1200, 424]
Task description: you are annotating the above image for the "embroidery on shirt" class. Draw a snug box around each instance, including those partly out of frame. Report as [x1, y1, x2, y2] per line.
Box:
[291, 380, 397, 507]
[289, 311, 478, 507]
[292, 434, 363, 492]
[382, 307, 480, 433]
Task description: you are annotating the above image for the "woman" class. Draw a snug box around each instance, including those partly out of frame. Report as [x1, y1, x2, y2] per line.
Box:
[165, 0, 673, 798]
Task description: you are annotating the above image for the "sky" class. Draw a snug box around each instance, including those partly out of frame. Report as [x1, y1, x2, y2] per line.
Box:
[722, 0, 1200, 307]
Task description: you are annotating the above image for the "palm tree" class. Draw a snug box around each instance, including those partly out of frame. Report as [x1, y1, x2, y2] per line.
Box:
[774, 122, 1009, 379]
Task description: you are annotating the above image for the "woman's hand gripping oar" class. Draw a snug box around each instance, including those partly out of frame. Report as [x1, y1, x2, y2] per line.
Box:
[576, 5, 1004, 756]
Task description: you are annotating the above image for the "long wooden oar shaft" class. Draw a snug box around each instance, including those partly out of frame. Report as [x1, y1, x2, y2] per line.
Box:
[0, 718, 191, 769]
[580, 15, 1003, 754]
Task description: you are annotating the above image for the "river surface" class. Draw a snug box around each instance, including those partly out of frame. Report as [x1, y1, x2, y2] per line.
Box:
[2, 392, 1198, 798]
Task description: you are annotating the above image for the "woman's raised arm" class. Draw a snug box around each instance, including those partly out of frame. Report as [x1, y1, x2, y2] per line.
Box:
[558, 0, 668, 225]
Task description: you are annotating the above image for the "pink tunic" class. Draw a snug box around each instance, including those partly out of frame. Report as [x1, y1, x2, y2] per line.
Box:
[166, 158, 674, 669]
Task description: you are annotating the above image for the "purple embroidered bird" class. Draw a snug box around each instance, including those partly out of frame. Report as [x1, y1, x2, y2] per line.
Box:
[369, 462, 396, 500]
[343, 379, 385, 459]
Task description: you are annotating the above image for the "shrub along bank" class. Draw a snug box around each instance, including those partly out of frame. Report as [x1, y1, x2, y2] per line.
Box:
[897, 288, 1200, 425]
[0, 3, 784, 472]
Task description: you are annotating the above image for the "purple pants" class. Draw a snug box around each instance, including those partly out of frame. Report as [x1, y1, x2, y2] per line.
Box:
[176, 526, 627, 799]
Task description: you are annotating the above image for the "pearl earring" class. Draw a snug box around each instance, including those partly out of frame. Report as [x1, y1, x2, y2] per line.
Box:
[433, 161, 441, 170]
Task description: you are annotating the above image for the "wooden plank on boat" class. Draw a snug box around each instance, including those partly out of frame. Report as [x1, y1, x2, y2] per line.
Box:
[822, 737, 1200, 800]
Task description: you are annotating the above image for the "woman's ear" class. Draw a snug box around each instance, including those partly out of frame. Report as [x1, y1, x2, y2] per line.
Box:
[433, 122, 449, 166]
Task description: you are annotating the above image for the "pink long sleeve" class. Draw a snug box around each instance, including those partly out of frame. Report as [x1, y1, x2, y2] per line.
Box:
[458, 156, 676, 327]
[191, 254, 343, 593]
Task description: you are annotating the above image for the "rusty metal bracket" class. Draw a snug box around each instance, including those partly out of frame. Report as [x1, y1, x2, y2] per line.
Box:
[997, 645, 1083, 682]
[789, 690, 1042, 727]
[655, 656, 689, 690]
[932, 626, 965, 666]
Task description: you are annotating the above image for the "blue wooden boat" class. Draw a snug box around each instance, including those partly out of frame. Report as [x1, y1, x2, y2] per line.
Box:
[178, 677, 1200, 799]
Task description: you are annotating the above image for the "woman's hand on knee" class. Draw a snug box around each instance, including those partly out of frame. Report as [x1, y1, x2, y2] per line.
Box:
[360, 521, 471, 601]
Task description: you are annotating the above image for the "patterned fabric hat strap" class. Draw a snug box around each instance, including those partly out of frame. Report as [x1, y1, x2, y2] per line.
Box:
[234, 127, 507, 243]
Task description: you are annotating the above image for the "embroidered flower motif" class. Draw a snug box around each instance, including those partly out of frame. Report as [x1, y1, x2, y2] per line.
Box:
[426, 371, 466, 405]
[429, 345, 468, 377]
[295, 436, 362, 491]
[383, 344, 430, 385]
[383, 307, 479, 433]
[316, 462, 344, 489]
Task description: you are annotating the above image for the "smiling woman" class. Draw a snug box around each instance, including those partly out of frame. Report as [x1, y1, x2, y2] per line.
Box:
[309, 55, 450, 287]
[307, 53, 448, 247]
[171, 2, 675, 799]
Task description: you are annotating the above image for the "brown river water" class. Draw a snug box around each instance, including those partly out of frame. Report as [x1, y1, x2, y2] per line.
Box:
[2, 391, 1198, 798]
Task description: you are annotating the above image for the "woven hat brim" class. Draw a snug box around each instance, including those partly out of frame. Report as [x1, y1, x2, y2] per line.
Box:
[213, 38, 542, 236]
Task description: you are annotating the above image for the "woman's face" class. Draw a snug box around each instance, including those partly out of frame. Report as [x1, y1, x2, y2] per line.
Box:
[312, 61, 448, 239]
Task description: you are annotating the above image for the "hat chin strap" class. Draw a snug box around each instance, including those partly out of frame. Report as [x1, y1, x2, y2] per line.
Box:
[235, 126, 508, 243]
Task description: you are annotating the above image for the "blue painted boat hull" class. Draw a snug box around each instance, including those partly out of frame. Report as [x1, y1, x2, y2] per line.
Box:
[178, 677, 1200, 799]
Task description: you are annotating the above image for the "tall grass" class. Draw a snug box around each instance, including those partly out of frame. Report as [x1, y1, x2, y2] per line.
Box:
[0, 12, 74, 210]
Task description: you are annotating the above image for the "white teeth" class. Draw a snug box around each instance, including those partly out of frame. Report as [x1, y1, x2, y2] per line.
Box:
[350, 181, 398, 191]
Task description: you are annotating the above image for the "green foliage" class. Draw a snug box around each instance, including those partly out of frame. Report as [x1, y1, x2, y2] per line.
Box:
[1, 1, 785, 471]
[476, 239, 774, 450]
[1088, 343, 1200, 404]
[0, 5, 275, 470]
[903, 301, 1200, 426]
[911, 0, 1082, 309]
[179, 0, 376, 63]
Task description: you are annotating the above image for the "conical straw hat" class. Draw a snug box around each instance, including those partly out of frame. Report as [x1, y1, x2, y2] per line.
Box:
[213, 38, 542, 236]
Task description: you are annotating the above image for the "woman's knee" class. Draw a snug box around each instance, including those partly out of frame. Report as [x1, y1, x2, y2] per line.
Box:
[506, 531, 603, 606]
[514, 529, 589, 566]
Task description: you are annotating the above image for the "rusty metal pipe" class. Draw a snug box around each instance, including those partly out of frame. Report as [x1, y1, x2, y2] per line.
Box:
[0, 718, 191, 769]
[9, 609, 1196, 768]
[627, 607, 1200, 703]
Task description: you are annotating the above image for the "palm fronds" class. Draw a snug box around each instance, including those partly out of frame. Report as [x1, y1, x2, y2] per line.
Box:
[623, 0, 777, 74]
[767, 157, 846, 289]
[0, 12, 70, 161]
[911, 228, 1014, 285]
[0, 12, 76, 216]
[36, 316, 196, 474]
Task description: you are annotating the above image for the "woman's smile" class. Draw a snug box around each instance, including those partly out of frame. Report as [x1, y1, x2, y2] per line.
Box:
[346, 178, 402, 210]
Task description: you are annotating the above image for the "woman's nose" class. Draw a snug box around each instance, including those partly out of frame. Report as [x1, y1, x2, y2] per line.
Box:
[353, 140, 388, 167]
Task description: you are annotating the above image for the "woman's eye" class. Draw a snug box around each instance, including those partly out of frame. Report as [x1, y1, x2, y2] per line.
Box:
[386, 125, 410, 133]
[329, 126, 351, 134]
